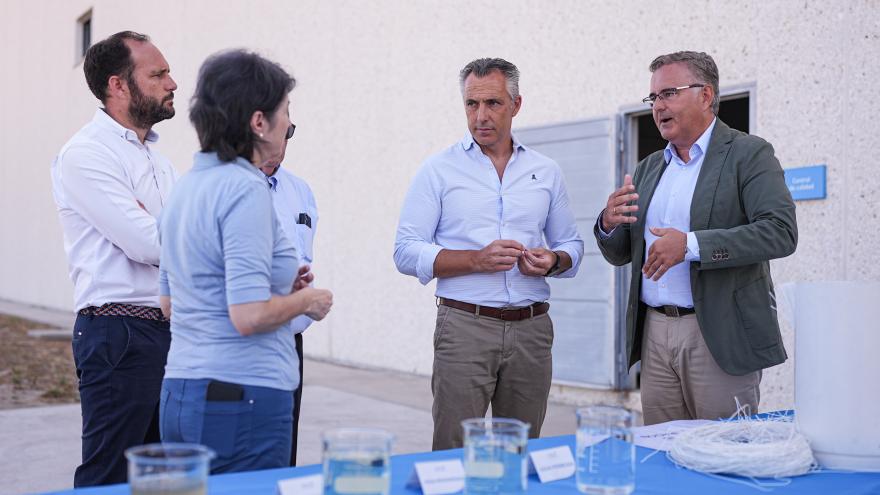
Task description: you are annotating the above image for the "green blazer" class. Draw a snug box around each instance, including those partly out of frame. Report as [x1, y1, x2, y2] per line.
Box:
[594, 120, 797, 376]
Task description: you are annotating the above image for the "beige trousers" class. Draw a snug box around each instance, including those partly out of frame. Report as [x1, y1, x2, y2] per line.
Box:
[640, 309, 761, 425]
[431, 305, 553, 450]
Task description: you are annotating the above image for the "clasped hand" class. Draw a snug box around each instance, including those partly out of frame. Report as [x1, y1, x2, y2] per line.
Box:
[290, 264, 332, 320]
[473, 239, 554, 276]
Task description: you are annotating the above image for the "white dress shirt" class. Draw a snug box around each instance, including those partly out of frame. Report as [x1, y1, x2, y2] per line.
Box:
[267, 167, 318, 334]
[51, 109, 177, 311]
[394, 133, 584, 307]
[640, 118, 716, 308]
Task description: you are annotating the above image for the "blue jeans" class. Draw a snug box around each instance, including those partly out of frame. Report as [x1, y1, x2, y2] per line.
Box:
[72, 314, 170, 487]
[160, 378, 293, 473]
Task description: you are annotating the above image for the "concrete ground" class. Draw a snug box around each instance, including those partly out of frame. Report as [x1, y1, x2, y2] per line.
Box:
[0, 301, 577, 495]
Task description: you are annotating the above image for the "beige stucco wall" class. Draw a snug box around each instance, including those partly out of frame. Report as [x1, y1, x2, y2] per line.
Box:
[1, 0, 877, 412]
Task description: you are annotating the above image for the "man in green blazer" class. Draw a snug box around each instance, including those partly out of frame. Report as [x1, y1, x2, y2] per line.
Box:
[594, 51, 797, 425]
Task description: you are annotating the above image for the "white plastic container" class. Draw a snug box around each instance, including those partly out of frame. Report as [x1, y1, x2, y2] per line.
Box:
[792, 281, 880, 471]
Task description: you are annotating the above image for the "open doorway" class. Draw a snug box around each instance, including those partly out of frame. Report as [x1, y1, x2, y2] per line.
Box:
[628, 90, 753, 163]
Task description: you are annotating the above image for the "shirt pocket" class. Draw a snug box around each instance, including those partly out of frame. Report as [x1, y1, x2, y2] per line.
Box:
[295, 224, 315, 263]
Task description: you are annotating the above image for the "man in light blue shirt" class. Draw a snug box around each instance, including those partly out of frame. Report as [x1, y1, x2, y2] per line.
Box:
[394, 58, 584, 450]
[261, 156, 318, 467]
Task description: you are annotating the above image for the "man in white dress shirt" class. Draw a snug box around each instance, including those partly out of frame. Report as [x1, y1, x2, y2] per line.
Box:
[51, 31, 178, 487]
[260, 138, 319, 466]
[394, 58, 584, 450]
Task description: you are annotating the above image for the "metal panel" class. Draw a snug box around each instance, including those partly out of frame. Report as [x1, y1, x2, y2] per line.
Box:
[516, 117, 618, 388]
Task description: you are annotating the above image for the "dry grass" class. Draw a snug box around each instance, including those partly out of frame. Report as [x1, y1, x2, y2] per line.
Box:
[0, 314, 79, 409]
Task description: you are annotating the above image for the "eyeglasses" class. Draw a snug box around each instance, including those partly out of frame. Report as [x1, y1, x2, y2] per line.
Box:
[642, 84, 705, 106]
[285, 124, 296, 140]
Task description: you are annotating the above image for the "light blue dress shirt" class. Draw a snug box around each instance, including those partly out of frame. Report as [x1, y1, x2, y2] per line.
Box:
[159, 152, 300, 392]
[394, 133, 584, 307]
[267, 167, 318, 335]
[598, 120, 717, 308]
[639, 118, 716, 308]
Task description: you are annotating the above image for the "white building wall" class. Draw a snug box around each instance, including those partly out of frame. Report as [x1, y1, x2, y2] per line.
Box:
[1, 0, 877, 411]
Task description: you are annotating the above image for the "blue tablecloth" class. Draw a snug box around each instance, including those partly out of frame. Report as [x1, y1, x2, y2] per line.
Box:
[43, 434, 880, 495]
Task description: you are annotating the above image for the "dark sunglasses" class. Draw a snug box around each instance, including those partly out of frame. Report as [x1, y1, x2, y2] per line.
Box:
[285, 124, 296, 140]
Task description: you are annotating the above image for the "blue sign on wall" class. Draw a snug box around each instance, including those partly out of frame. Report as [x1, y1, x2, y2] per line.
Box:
[784, 165, 826, 201]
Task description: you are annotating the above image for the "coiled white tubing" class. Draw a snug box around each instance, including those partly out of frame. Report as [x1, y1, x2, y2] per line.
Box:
[668, 418, 816, 478]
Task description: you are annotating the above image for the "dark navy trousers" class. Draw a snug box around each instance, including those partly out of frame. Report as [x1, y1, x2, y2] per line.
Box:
[290, 331, 303, 466]
[72, 314, 171, 487]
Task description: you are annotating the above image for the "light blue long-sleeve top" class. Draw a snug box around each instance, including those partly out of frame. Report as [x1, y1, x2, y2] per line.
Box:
[159, 152, 300, 392]
[267, 167, 318, 335]
[394, 133, 584, 307]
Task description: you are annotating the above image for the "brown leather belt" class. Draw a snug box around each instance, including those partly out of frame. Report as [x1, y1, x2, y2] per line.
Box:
[650, 305, 696, 318]
[438, 297, 549, 321]
[78, 303, 168, 322]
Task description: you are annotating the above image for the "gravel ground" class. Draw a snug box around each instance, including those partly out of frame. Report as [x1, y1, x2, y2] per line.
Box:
[0, 314, 79, 409]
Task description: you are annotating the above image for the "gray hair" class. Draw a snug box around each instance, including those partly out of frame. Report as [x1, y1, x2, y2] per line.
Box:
[459, 58, 520, 101]
[649, 51, 720, 115]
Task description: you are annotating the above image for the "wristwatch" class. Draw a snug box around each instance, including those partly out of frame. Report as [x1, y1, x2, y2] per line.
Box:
[544, 251, 563, 277]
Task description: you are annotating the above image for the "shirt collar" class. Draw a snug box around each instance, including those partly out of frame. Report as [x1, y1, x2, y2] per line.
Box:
[663, 117, 717, 164]
[192, 151, 264, 179]
[459, 132, 527, 153]
[267, 175, 279, 190]
[92, 108, 160, 144]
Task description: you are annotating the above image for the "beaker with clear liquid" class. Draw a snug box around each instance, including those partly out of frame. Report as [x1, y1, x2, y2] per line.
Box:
[125, 443, 215, 495]
[322, 428, 393, 495]
[575, 406, 635, 495]
[461, 417, 530, 494]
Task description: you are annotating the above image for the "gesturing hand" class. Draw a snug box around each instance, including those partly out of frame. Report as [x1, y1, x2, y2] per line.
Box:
[518, 248, 555, 277]
[642, 227, 687, 281]
[292, 265, 314, 292]
[601, 174, 639, 232]
[472, 239, 525, 273]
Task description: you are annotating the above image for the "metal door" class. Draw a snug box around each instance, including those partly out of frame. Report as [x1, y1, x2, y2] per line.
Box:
[516, 117, 623, 388]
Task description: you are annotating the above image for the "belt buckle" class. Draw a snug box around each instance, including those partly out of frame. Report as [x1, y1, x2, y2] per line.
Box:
[664, 305, 680, 318]
[499, 308, 510, 321]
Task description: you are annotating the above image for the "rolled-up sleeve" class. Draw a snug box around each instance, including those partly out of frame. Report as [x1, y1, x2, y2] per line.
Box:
[393, 163, 444, 285]
[545, 167, 584, 278]
[221, 182, 274, 305]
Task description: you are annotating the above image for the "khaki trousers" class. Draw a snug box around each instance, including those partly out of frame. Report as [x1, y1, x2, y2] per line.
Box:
[640, 309, 761, 425]
[431, 305, 553, 450]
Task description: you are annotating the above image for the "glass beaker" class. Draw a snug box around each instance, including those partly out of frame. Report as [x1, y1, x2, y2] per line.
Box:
[575, 406, 635, 495]
[125, 443, 215, 495]
[461, 417, 530, 494]
[322, 428, 393, 495]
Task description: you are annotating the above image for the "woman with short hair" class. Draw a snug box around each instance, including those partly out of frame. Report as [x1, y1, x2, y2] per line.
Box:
[157, 50, 332, 473]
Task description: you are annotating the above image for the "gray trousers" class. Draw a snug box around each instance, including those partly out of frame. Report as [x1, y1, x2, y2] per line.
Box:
[431, 305, 553, 450]
[640, 310, 761, 425]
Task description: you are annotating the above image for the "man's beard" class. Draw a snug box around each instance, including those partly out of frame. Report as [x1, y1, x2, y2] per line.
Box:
[127, 77, 175, 129]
